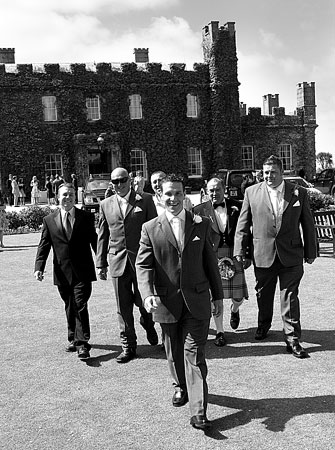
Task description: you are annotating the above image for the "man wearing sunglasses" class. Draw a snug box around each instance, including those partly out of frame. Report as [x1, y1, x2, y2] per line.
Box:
[96, 167, 158, 363]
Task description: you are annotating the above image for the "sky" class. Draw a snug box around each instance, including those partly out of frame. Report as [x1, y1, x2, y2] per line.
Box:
[1, 0, 334, 157]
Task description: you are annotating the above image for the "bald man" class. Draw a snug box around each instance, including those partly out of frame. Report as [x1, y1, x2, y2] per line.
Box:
[96, 168, 158, 363]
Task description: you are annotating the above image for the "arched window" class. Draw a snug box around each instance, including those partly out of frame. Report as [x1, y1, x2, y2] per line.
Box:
[186, 94, 199, 118]
[129, 94, 143, 119]
[130, 149, 148, 179]
[42, 95, 57, 122]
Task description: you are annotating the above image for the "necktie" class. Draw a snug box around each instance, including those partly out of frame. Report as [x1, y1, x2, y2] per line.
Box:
[64, 211, 72, 239]
[120, 198, 128, 217]
[171, 217, 182, 250]
[273, 189, 280, 216]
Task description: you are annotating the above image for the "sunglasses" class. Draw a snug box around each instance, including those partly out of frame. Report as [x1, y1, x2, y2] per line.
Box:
[111, 177, 128, 185]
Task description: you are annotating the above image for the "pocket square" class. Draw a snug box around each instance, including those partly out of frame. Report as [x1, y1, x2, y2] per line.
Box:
[293, 200, 300, 207]
[192, 236, 201, 241]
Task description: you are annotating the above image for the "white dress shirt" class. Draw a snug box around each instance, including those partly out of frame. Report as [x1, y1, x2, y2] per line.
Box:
[166, 209, 186, 250]
[117, 191, 131, 217]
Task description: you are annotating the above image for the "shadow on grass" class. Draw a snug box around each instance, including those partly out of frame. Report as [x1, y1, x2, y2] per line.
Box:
[206, 394, 335, 438]
[1, 244, 38, 250]
[85, 343, 166, 366]
[206, 328, 335, 360]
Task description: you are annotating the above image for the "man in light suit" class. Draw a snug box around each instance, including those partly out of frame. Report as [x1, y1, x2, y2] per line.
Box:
[194, 178, 250, 346]
[96, 167, 158, 363]
[34, 183, 97, 359]
[136, 174, 223, 430]
[234, 155, 317, 358]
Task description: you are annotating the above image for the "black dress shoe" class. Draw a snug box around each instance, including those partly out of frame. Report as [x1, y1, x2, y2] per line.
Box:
[172, 390, 188, 407]
[286, 340, 309, 359]
[190, 415, 212, 430]
[77, 347, 90, 359]
[146, 327, 158, 346]
[230, 309, 240, 330]
[214, 332, 226, 346]
[65, 341, 76, 352]
[116, 349, 136, 363]
[255, 327, 269, 340]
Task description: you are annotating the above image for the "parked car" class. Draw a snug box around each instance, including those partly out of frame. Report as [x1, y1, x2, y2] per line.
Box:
[81, 173, 112, 213]
[283, 176, 321, 193]
[312, 168, 335, 196]
[216, 169, 256, 201]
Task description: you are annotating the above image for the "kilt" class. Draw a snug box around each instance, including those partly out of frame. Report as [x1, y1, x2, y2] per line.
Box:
[217, 245, 248, 299]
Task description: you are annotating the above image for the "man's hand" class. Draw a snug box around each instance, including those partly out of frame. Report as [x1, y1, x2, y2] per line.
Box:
[212, 299, 223, 317]
[235, 255, 251, 269]
[144, 296, 159, 313]
[97, 267, 108, 280]
[305, 258, 315, 264]
[34, 270, 44, 281]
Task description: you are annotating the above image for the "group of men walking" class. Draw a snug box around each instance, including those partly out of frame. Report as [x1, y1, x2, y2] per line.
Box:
[34, 154, 317, 430]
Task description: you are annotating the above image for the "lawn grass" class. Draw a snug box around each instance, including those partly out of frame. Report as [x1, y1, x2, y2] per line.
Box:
[1, 233, 335, 450]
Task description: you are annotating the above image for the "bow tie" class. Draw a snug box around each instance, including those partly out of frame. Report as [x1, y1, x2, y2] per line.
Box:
[214, 202, 225, 209]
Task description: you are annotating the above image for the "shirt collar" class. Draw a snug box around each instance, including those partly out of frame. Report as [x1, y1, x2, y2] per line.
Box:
[117, 190, 131, 203]
[165, 209, 186, 223]
[60, 207, 75, 219]
[267, 180, 284, 194]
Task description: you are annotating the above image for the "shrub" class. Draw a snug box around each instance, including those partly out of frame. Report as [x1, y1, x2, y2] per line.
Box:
[19, 206, 54, 230]
[6, 211, 25, 230]
[307, 190, 335, 212]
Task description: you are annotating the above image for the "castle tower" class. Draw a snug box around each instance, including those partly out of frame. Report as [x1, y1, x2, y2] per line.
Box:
[263, 94, 279, 115]
[134, 48, 149, 63]
[0, 48, 15, 63]
[202, 21, 242, 170]
[297, 82, 316, 121]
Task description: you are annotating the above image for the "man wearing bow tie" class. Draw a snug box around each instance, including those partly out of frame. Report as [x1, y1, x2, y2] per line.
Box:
[34, 183, 97, 359]
[234, 155, 317, 358]
[96, 167, 158, 363]
[194, 178, 250, 346]
[136, 174, 223, 430]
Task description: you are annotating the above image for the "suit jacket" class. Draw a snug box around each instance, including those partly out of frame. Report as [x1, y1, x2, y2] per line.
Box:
[135, 211, 223, 322]
[234, 181, 317, 268]
[194, 199, 247, 253]
[35, 207, 97, 285]
[96, 190, 157, 277]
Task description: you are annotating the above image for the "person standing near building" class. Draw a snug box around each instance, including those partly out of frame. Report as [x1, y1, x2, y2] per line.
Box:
[53, 174, 64, 205]
[150, 170, 166, 214]
[96, 167, 158, 363]
[136, 174, 223, 430]
[34, 183, 97, 359]
[30, 176, 40, 205]
[11, 176, 20, 207]
[234, 154, 317, 358]
[45, 176, 55, 205]
[18, 178, 26, 206]
[194, 178, 250, 346]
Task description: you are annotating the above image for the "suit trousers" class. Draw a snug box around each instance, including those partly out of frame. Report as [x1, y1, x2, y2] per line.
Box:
[254, 256, 304, 340]
[112, 260, 155, 350]
[161, 304, 210, 417]
[58, 281, 92, 348]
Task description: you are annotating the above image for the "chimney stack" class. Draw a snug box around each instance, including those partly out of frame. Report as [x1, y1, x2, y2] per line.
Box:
[134, 48, 149, 63]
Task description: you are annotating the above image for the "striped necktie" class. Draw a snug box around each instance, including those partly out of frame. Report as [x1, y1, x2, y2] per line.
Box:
[64, 211, 72, 239]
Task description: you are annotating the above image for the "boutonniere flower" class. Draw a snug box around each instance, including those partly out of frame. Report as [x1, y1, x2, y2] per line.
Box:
[193, 214, 202, 224]
[231, 206, 239, 215]
[135, 194, 142, 202]
[294, 188, 299, 197]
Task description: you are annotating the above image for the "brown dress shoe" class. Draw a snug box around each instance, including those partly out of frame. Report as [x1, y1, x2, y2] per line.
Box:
[214, 332, 226, 346]
[77, 347, 90, 359]
[230, 309, 240, 330]
[116, 349, 136, 363]
[65, 341, 76, 352]
[190, 415, 212, 430]
[285, 340, 309, 359]
[172, 390, 188, 407]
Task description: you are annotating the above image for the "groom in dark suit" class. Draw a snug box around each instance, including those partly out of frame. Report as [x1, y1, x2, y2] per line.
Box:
[34, 183, 97, 359]
[136, 174, 223, 430]
[234, 155, 317, 358]
[96, 167, 158, 363]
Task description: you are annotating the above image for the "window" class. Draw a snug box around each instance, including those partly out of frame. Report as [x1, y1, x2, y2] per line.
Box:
[130, 149, 148, 179]
[42, 95, 57, 122]
[187, 147, 202, 177]
[186, 94, 199, 118]
[45, 154, 63, 176]
[129, 94, 143, 119]
[279, 144, 292, 171]
[86, 96, 101, 121]
[241, 146, 254, 169]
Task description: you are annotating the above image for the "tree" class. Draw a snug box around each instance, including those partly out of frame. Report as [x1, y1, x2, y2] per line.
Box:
[316, 152, 333, 170]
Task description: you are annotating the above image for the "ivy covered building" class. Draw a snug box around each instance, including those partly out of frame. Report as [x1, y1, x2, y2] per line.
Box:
[0, 20, 317, 193]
